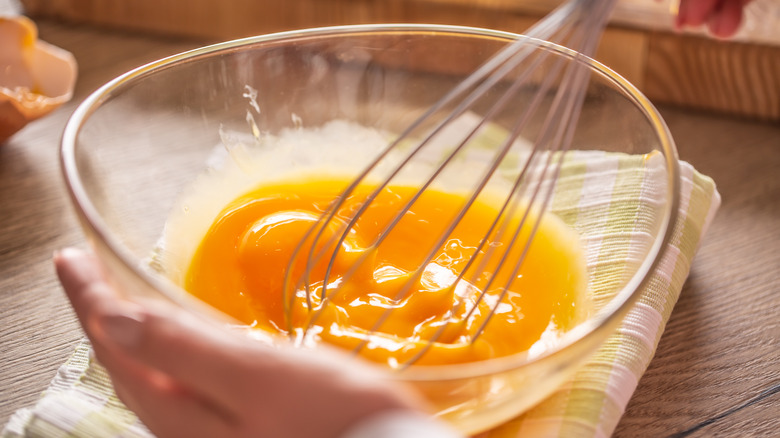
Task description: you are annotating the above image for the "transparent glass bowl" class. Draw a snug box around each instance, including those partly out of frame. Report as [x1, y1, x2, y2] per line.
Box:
[61, 24, 679, 434]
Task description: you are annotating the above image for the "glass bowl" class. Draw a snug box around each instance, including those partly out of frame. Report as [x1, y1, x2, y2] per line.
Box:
[61, 24, 679, 434]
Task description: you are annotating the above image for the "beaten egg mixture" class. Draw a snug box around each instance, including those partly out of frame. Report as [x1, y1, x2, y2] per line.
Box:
[183, 174, 588, 367]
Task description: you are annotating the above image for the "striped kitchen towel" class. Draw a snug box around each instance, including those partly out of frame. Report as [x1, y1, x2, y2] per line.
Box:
[2, 154, 719, 438]
[478, 154, 720, 438]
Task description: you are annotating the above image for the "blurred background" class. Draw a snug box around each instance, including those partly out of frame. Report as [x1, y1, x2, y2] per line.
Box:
[6, 0, 780, 121]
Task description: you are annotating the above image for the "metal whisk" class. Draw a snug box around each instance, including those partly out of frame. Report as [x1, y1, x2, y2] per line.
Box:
[283, 0, 617, 368]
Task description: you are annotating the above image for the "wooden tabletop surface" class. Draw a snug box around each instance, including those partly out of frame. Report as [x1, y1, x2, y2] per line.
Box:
[1, 21, 778, 437]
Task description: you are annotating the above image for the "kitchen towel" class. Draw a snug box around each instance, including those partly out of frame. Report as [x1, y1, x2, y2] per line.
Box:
[2, 154, 720, 438]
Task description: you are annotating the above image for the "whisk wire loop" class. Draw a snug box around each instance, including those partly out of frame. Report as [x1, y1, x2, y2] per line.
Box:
[468, 0, 617, 342]
[282, 0, 618, 363]
[284, 23, 564, 332]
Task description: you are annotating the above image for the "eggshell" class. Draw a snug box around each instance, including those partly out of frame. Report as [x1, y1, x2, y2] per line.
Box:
[0, 15, 77, 142]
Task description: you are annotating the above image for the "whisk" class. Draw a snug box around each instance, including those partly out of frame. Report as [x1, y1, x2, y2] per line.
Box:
[283, 0, 617, 368]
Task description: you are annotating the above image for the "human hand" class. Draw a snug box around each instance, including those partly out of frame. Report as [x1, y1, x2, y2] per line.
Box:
[676, 0, 753, 38]
[54, 247, 429, 438]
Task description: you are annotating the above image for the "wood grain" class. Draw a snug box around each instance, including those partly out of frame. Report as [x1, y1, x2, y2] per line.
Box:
[644, 34, 780, 121]
[0, 22, 199, 427]
[1, 20, 778, 436]
[613, 107, 780, 437]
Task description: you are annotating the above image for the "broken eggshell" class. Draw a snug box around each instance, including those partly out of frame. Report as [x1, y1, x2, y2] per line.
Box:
[1, 15, 77, 143]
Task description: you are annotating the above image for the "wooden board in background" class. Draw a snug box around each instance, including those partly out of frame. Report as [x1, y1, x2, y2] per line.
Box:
[20, 0, 780, 121]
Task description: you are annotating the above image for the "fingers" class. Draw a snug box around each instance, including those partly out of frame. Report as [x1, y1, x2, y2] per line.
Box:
[54, 247, 269, 415]
[95, 297, 275, 414]
[54, 247, 428, 438]
[55, 248, 235, 435]
[678, 0, 721, 28]
[54, 247, 143, 370]
[110, 365, 232, 438]
[55, 247, 127, 334]
[676, 0, 749, 38]
[708, 0, 745, 38]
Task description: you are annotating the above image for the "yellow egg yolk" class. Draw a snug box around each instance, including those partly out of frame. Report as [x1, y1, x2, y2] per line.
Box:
[184, 175, 587, 367]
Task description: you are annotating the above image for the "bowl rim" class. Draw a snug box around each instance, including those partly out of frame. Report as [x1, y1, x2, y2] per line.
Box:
[61, 23, 680, 381]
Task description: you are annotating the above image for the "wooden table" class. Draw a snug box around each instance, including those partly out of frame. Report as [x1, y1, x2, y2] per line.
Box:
[1, 21, 778, 437]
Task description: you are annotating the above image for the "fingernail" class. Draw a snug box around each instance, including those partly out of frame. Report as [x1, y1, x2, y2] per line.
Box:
[53, 247, 73, 263]
[98, 312, 144, 349]
[54, 247, 84, 264]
